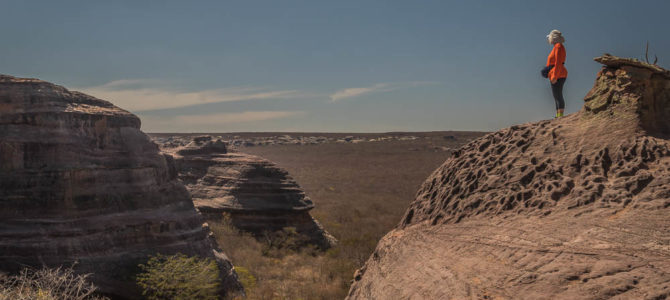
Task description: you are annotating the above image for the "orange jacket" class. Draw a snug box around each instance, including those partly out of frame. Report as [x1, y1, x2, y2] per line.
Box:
[546, 43, 567, 81]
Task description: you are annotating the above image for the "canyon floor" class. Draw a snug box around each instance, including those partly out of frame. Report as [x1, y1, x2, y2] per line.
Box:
[150, 131, 485, 299]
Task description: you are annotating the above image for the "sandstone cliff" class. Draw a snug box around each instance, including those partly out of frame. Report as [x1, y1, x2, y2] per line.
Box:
[347, 55, 670, 299]
[0, 75, 242, 298]
[159, 137, 337, 249]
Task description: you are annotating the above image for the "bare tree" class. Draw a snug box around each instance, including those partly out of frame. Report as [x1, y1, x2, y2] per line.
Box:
[645, 41, 659, 65]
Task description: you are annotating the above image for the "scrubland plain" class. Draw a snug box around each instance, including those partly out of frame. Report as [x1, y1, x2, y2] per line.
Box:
[196, 131, 486, 299]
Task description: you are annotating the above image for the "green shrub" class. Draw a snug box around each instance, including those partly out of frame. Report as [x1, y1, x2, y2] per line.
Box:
[136, 253, 220, 300]
[261, 227, 311, 257]
[233, 267, 256, 292]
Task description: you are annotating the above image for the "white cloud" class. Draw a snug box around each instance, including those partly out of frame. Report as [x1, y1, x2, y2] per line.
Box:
[329, 83, 391, 102]
[138, 110, 306, 132]
[89, 79, 163, 91]
[173, 111, 305, 125]
[76, 79, 312, 112]
[329, 81, 438, 102]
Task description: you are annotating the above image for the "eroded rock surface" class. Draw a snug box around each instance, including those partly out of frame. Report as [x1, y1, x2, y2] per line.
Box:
[347, 55, 670, 299]
[160, 138, 337, 249]
[0, 75, 242, 298]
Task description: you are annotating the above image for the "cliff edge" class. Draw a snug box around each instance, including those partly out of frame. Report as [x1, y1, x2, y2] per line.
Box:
[347, 55, 670, 300]
[0, 75, 243, 298]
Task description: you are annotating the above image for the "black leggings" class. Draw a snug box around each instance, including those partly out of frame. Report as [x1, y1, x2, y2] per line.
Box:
[551, 78, 566, 110]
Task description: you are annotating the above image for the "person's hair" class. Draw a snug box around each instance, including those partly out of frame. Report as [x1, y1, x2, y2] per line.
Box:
[546, 29, 565, 45]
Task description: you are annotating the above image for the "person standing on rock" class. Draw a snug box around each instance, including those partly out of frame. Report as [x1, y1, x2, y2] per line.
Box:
[543, 29, 568, 118]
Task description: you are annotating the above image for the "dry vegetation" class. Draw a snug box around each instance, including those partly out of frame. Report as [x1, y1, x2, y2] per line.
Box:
[208, 131, 484, 299]
[136, 254, 221, 300]
[0, 266, 107, 300]
[211, 220, 346, 299]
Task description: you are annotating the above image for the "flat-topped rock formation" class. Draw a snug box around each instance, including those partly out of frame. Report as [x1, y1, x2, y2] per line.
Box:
[160, 137, 337, 249]
[0, 75, 242, 298]
[347, 55, 670, 299]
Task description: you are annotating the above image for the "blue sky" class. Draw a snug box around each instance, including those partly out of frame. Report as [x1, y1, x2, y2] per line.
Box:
[2, 0, 669, 132]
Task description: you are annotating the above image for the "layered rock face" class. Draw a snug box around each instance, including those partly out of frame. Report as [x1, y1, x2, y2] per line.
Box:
[0, 75, 242, 298]
[347, 55, 670, 300]
[160, 137, 337, 249]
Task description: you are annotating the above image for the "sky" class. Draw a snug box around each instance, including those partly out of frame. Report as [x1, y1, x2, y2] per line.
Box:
[1, 0, 669, 133]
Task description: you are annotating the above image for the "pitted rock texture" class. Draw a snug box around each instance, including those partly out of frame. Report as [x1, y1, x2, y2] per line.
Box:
[347, 56, 670, 300]
[0, 75, 242, 299]
[160, 138, 337, 249]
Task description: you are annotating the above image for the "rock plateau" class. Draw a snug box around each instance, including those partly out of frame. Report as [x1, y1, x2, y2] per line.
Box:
[347, 55, 670, 299]
[159, 136, 337, 249]
[0, 75, 242, 298]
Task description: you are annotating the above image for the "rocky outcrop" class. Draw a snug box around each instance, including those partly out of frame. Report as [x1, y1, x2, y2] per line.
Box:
[160, 137, 337, 249]
[0, 75, 242, 298]
[347, 55, 670, 300]
[586, 54, 670, 136]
